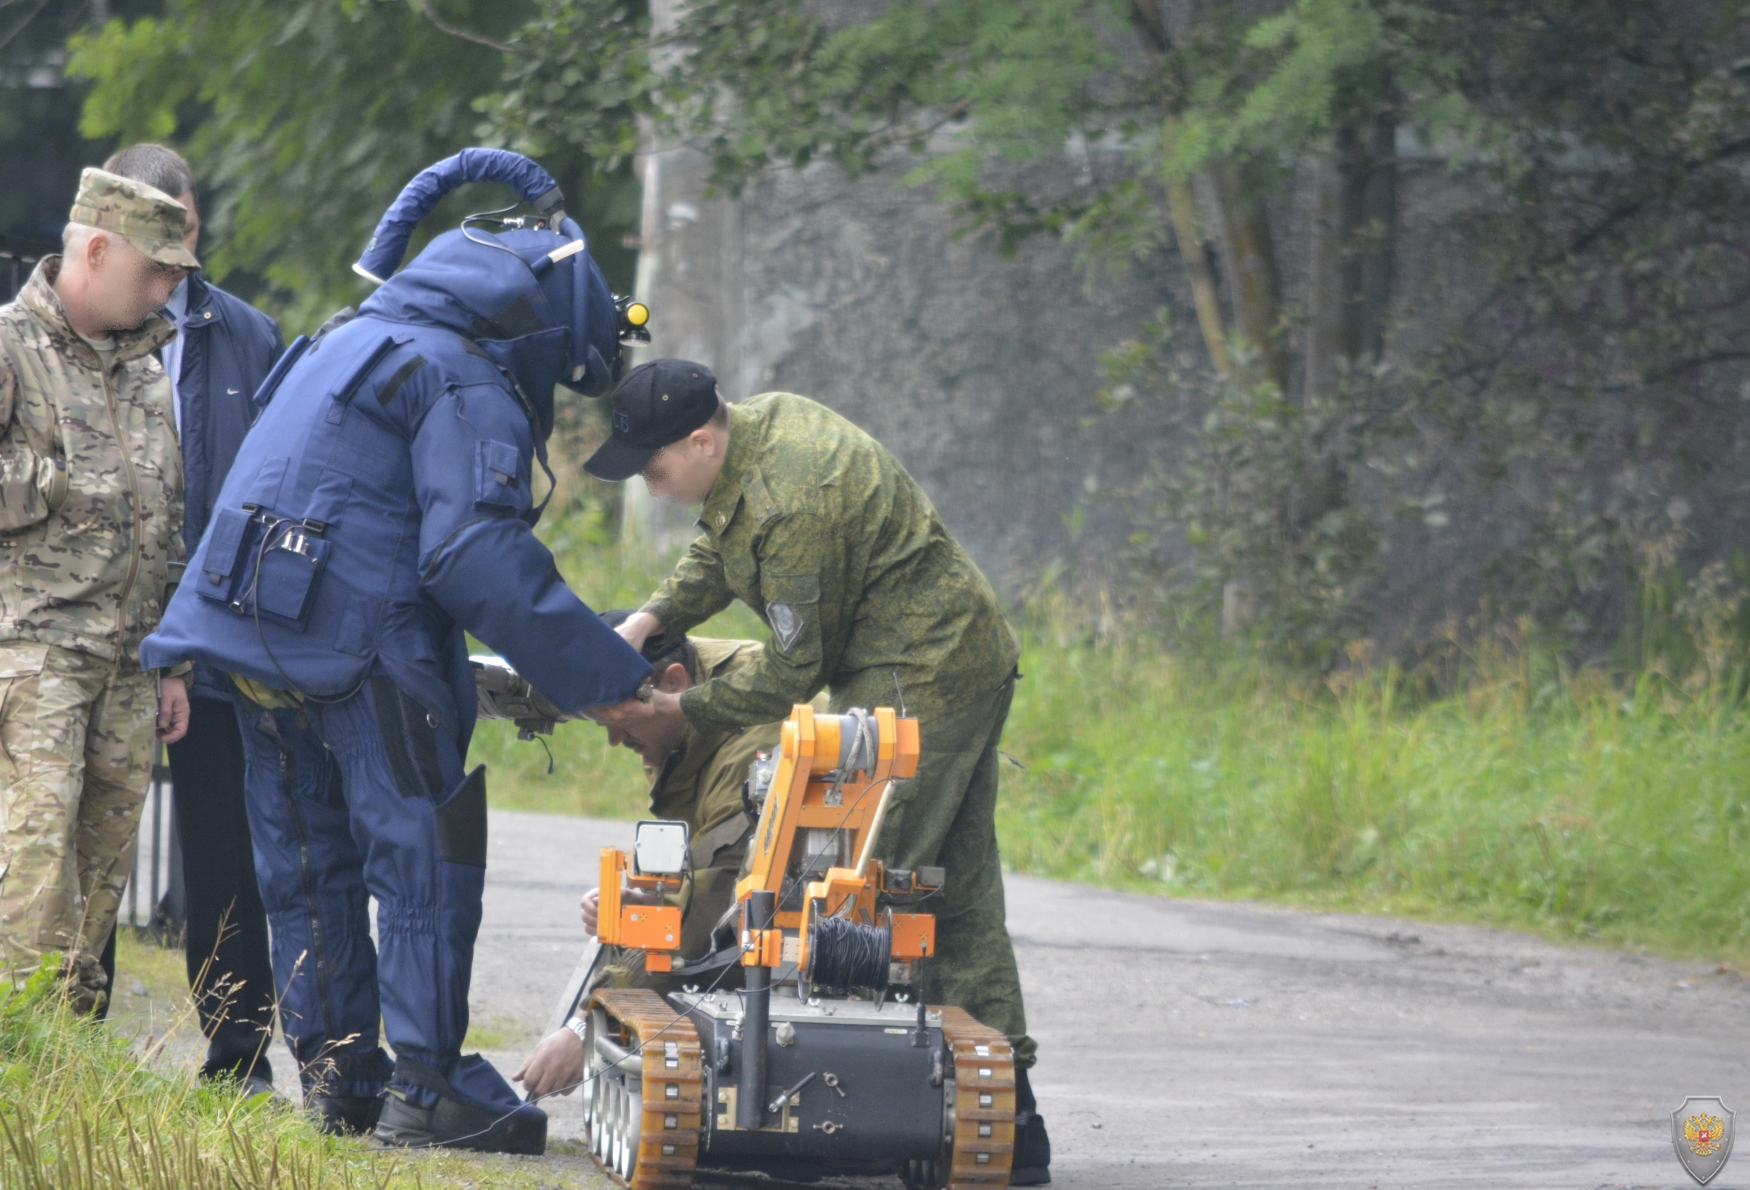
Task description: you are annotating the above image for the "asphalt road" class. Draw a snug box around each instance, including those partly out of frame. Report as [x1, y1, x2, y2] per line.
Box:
[106, 808, 1743, 1187]
[462, 808, 1750, 1190]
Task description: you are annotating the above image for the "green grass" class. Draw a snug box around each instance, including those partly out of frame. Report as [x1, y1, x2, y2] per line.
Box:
[478, 519, 1750, 965]
[998, 613, 1750, 962]
[14, 505, 1746, 1185]
[0, 958, 418, 1190]
[1, 944, 606, 1189]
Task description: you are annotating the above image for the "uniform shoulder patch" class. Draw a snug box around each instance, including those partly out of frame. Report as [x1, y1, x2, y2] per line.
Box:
[767, 601, 804, 653]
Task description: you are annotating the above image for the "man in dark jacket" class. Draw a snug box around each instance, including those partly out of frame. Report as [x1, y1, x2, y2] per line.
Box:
[105, 145, 284, 1094]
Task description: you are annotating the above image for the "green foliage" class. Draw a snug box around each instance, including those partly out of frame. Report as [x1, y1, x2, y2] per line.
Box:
[1104, 314, 1402, 666]
[67, 0, 641, 332]
[997, 594, 1750, 961]
[476, 0, 651, 169]
[58, 0, 1750, 660]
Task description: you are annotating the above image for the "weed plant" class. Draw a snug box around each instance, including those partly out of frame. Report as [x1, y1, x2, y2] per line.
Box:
[0, 959, 415, 1190]
[1000, 596, 1750, 960]
[478, 527, 1750, 963]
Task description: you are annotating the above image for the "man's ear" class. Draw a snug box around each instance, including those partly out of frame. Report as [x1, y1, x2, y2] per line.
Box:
[686, 426, 715, 456]
[657, 660, 691, 694]
[85, 231, 108, 271]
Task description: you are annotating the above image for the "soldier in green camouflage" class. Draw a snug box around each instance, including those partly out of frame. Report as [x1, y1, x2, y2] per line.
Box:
[588, 360, 1051, 1182]
[0, 168, 198, 1012]
[510, 629, 785, 1101]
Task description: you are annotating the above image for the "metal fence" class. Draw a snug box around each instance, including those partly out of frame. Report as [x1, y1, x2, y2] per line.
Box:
[121, 746, 184, 941]
[1, 236, 49, 303]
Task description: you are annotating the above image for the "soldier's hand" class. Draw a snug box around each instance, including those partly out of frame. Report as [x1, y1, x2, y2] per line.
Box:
[615, 610, 661, 654]
[581, 886, 601, 935]
[512, 1025, 587, 1099]
[156, 676, 190, 744]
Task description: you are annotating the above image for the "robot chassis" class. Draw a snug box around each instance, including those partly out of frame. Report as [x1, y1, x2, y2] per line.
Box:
[580, 704, 1017, 1188]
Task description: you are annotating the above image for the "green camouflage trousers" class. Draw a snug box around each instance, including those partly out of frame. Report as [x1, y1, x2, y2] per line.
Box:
[0, 642, 155, 989]
[865, 677, 1035, 1068]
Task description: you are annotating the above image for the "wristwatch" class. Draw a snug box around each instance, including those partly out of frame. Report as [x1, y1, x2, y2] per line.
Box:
[566, 1016, 589, 1045]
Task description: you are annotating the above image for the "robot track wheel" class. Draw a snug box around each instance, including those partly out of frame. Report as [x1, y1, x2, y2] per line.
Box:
[585, 988, 702, 1188]
[905, 1006, 1016, 1188]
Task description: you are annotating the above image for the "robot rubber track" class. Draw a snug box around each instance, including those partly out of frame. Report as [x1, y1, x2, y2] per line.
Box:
[581, 992, 1017, 1188]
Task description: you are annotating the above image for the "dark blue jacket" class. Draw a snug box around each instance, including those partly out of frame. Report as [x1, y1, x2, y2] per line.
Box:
[140, 226, 650, 753]
[165, 273, 284, 700]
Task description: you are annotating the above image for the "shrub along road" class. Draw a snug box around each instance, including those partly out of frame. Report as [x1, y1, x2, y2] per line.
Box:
[464, 808, 1746, 1188]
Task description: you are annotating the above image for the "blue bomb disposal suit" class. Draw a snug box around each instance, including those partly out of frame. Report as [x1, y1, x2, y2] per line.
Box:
[141, 151, 651, 1154]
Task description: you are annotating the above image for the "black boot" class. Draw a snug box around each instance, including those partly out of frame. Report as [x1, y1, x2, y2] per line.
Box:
[309, 1092, 384, 1136]
[1011, 1065, 1051, 1185]
[375, 1054, 547, 1155]
[304, 1047, 392, 1136]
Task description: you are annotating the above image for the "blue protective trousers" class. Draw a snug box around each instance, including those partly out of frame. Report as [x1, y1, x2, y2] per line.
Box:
[235, 678, 486, 1097]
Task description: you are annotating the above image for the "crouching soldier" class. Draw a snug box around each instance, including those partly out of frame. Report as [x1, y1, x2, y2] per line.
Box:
[505, 618, 821, 1100]
[140, 151, 650, 1153]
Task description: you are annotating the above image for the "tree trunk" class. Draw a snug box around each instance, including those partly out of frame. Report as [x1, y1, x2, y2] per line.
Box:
[1306, 124, 1367, 402]
[1162, 120, 1233, 377]
[1357, 112, 1397, 362]
[1305, 114, 1397, 401]
[1210, 161, 1288, 394]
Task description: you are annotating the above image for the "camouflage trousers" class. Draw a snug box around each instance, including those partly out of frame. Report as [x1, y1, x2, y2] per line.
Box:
[0, 642, 156, 993]
[865, 677, 1036, 1068]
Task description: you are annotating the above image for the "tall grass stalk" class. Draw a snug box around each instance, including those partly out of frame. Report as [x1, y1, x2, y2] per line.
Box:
[480, 528, 1750, 962]
[0, 961, 415, 1190]
[1000, 602, 1750, 959]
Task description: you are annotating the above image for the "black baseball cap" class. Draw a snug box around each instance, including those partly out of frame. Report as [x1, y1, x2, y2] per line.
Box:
[583, 358, 720, 481]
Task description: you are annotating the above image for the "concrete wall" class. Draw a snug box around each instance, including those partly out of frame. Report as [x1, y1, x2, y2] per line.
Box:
[627, 138, 1196, 593]
[626, 117, 1750, 653]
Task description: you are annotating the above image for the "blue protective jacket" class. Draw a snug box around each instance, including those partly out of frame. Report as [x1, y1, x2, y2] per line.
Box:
[166, 272, 285, 701]
[140, 224, 651, 744]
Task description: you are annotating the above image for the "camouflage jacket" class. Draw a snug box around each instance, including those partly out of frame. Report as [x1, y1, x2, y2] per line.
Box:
[643, 640, 779, 859]
[0, 258, 184, 662]
[642, 393, 1020, 732]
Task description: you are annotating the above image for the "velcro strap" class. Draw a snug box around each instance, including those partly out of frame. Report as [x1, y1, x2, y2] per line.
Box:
[389, 1055, 453, 1099]
[689, 810, 753, 869]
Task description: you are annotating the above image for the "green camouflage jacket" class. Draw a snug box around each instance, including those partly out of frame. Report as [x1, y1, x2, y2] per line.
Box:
[0, 258, 184, 662]
[643, 639, 778, 858]
[641, 393, 1019, 732]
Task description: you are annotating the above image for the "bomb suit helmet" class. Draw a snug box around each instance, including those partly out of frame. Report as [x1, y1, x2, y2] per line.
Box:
[353, 148, 631, 405]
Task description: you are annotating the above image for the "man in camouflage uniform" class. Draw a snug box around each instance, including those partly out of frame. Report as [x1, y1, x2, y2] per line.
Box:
[590, 360, 1051, 1182]
[0, 169, 196, 1012]
[510, 624, 779, 1100]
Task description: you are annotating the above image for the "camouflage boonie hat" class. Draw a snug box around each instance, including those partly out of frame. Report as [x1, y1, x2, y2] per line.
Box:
[66, 167, 200, 270]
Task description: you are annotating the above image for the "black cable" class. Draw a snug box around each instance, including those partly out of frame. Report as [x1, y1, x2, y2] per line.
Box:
[246, 517, 368, 706]
[805, 914, 890, 994]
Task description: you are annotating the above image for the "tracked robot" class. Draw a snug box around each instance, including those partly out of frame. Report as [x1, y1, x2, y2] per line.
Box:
[576, 703, 1016, 1188]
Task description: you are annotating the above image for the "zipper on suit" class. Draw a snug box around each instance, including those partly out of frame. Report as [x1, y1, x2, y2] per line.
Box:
[275, 738, 339, 1052]
[100, 364, 144, 644]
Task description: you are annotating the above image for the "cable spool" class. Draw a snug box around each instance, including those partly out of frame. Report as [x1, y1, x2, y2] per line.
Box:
[805, 913, 891, 994]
